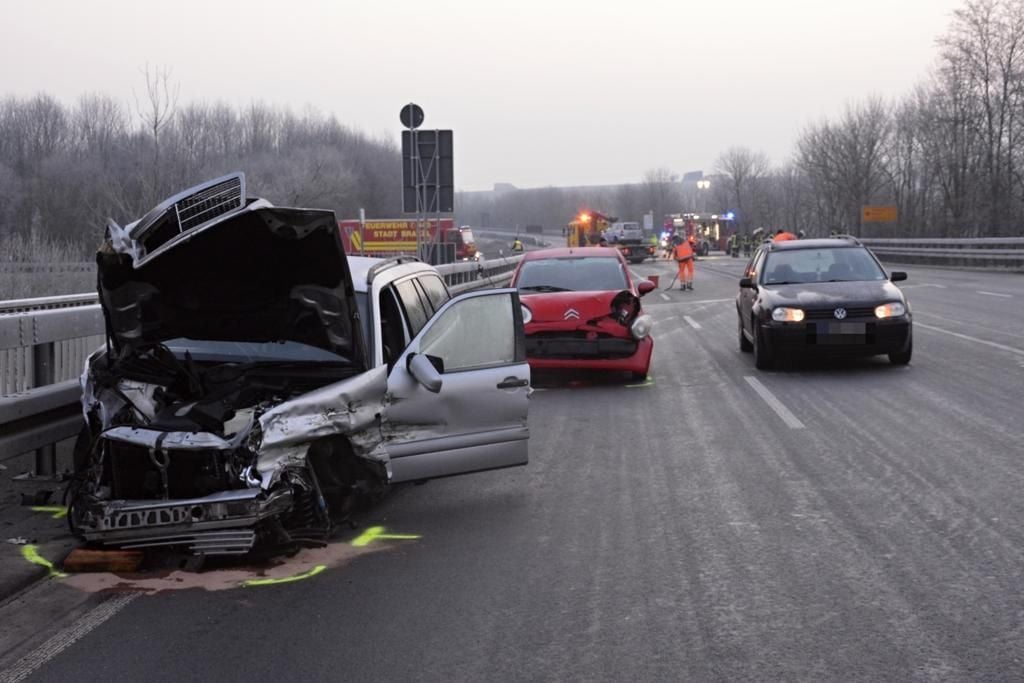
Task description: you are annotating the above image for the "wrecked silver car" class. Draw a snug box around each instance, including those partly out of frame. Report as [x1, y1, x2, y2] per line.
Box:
[69, 173, 531, 556]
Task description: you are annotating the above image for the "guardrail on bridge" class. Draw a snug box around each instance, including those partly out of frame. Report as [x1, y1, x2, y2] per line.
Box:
[860, 237, 1024, 269]
[0, 254, 525, 475]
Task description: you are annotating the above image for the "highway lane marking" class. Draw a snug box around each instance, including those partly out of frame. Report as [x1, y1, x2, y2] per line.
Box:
[977, 291, 1012, 298]
[0, 592, 140, 683]
[915, 322, 1024, 357]
[660, 293, 671, 301]
[684, 315, 702, 330]
[743, 377, 806, 430]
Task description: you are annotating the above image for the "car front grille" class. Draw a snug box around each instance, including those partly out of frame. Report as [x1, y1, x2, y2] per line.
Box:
[804, 306, 877, 320]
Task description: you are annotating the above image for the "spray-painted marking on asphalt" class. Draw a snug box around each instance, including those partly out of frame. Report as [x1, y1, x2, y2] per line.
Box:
[242, 565, 327, 587]
[977, 291, 1012, 298]
[0, 592, 139, 683]
[30, 506, 67, 519]
[915, 322, 1024, 357]
[683, 316, 702, 330]
[351, 526, 421, 547]
[20, 545, 67, 578]
[743, 376, 806, 429]
[625, 376, 655, 388]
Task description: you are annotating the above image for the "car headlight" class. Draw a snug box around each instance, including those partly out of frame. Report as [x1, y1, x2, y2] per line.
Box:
[771, 307, 805, 322]
[875, 302, 906, 319]
[521, 304, 533, 324]
[630, 314, 652, 339]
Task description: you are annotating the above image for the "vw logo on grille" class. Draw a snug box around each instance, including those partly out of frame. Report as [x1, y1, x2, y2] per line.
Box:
[833, 307, 848, 320]
[563, 308, 581, 320]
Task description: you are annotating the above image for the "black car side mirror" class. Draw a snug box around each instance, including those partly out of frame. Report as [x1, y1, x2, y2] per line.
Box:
[890, 271, 908, 282]
[739, 277, 756, 289]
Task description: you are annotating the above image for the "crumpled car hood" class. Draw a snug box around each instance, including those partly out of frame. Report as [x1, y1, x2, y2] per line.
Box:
[98, 173, 365, 366]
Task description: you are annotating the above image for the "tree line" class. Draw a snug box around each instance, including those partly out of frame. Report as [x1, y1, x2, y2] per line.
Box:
[0, 69, 401, 257]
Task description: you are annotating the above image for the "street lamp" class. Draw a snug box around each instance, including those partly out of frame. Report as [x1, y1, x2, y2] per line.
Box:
[696, 179, 710, 212]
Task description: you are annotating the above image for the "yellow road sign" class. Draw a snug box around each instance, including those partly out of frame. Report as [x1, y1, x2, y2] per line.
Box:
[862, 205, 897, 222]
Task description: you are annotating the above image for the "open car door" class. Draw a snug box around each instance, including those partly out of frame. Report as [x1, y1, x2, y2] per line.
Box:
[384, 288, 530, 483]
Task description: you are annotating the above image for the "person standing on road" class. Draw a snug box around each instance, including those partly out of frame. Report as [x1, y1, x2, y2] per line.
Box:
[672, 236, 694, 290]
[511, 237, 524, 252]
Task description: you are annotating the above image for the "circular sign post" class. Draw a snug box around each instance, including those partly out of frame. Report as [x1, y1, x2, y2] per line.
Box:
[400, 103, 424, 130]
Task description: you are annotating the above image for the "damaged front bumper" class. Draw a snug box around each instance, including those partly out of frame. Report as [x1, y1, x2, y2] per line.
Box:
[78, 487, 295, 555]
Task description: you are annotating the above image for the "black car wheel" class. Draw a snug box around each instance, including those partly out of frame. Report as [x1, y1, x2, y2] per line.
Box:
[753, 320, 774, 370]
[889, 335, 913, 365]
[738, 314, 753, 352]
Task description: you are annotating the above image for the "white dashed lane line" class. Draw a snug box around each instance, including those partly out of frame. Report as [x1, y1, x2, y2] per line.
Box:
[744, 376, 806, 430]
[660, 293, 671, 301]
[977, 291, 1012, 298]
[683, 315, 702, 330]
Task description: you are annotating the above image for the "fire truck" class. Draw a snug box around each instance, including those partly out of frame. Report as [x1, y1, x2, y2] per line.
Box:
[339, 218, 477, 263]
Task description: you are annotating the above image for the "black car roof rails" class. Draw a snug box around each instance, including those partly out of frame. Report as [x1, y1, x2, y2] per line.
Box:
[833, 234, 863, 245]
[366, 256, 422, 285]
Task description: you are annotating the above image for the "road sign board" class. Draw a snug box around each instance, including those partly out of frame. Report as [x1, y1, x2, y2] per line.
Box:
[862, 205, 898, 223]
[402, 129, 454, 213]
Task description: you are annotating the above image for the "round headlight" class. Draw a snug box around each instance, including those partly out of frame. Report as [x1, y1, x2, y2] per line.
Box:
[771, 307, 805, 323]
[521, 304, 533, 324]
[630, 314, 653, 339]
[875, 302, 906, 319]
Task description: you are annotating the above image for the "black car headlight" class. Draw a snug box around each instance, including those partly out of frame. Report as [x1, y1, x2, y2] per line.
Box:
[874, 302, 906, 319]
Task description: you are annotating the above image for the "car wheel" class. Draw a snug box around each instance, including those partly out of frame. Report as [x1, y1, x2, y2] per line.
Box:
[753, 321, 774, 370]
[889, 337, 913, 365]
[739, 315, 753, 352]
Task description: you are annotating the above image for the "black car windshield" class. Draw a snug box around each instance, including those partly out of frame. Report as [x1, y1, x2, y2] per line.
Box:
[762, 247, 886, 285]
[517, 257, 628, 292]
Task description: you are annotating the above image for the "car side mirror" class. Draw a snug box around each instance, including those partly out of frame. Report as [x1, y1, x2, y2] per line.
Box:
[637, 280, 656, 296]
[739, 277, 756, 289]
[407, 353, 443, 393]
[890, 271, 908, 282]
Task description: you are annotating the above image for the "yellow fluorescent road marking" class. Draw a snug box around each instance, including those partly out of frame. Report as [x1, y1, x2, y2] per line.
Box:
[625, 376, 655, 388]
[31, 506, 68, 519]
[22, 545, 67, 578]
[351, 526, 422, 547]
[242, 564, 327, 587]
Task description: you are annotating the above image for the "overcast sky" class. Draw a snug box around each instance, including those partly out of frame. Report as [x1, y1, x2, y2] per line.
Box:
[3, 0, 961, 190]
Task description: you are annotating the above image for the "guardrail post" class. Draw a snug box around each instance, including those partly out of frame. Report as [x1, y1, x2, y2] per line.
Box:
[32, 340, 57, 476]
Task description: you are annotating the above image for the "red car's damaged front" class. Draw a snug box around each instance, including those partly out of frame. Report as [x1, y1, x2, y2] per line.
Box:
[511, 247, 655, 381]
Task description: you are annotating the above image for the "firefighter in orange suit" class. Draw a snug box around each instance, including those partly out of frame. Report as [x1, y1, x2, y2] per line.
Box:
[672, 236, 695, 291]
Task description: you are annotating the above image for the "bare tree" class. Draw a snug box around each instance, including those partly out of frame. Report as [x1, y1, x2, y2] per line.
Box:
[714, 146, 770, 232]
[133, 64, 179, 202]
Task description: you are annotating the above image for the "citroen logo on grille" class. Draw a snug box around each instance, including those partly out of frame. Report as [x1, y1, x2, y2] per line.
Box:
[563, 308, 581, 320]
[834, 307, 848, 320]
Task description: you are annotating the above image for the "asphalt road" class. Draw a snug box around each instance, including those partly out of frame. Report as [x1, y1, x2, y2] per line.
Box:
[4, 256, 1024, 682]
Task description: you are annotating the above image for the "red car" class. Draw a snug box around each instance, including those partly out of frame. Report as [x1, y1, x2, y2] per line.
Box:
[511, 247, 656, 380]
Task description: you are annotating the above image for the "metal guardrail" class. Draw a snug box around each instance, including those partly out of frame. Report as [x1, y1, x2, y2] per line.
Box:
[861, 237, 1024, 267]
[0, 254, 525, 473]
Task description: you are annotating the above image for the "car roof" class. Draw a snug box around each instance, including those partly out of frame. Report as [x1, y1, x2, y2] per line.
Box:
[522, 247, 622, 260]
[347, 256, 438, 293]
[766, 238, 864, 251]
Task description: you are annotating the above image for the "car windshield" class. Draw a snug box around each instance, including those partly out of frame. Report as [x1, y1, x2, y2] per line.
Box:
[517, 257, 627, 292]
[762, 247, 886, 284]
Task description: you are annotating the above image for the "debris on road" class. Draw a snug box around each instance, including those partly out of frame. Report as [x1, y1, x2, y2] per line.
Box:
[5, 537, 30, 545]
[63, 548, 144, 574]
